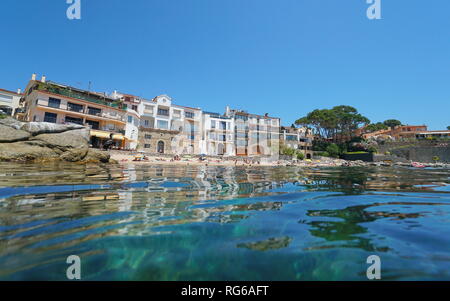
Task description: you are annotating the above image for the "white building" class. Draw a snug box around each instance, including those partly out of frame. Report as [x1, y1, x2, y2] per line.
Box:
[138, 95, 202, 154]
[110, 91, 144, 150]
[200, 111, 235, 156]
[0, 88, 22, 116]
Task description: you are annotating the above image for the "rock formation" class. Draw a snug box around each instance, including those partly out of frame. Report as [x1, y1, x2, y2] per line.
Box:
[0, 117, 112, 163]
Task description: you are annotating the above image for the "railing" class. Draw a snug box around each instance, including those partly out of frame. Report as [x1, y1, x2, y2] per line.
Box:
[36, 82, 124, 109]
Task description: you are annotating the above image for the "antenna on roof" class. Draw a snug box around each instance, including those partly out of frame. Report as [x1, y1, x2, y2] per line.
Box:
[88, 81, 92, 91]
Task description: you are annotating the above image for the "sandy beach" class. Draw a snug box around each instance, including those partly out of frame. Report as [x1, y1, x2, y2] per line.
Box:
[110, 151, 361, 168]
[110, 151, 450, 169]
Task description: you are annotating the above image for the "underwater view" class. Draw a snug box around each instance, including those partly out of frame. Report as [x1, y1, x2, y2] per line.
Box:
[1, 163, 450, 281]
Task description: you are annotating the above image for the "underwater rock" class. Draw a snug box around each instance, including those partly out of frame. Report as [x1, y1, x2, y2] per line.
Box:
[237, 236, 292, 251]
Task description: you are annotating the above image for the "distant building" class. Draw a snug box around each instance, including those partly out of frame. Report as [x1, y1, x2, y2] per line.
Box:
[18, 74, 128, 149]
[0, 88, 22, 116]
[280, 126, 314, 159]
[359, 125, 428, 140]
[390, 125, 428, 139]
[224, 107, 280, 158]
[137, 95, 202, 155]
[200, 111, 235, 156]
[110, 91, 144, 150]
[416, 130, 450, 140]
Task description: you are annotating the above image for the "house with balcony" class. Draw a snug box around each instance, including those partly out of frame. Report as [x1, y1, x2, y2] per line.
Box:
[137, 95, 202, 154]
[224, 106, 280, 158]
[18, 74, 128, 149]
[0, 88, 22, 116]
[200, 111, 235, 156]
[110, 91, 144, 150]
[280, 126, 314, 159]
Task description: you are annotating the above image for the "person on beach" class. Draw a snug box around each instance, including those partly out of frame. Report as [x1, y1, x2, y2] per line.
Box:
[103, 134, 114, 151]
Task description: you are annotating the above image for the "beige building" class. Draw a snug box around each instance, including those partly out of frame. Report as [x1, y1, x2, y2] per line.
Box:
[225, 107, 280, 158]
[17, 74, 128, 149]
[137, 95, 202, 154]
[280, 126, 314, 159]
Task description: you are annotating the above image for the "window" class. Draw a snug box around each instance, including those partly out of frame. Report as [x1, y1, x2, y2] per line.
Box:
[128, 116, 133, 123]
[68, 102, 84, 113]
[132, 105, 138, 111]
[86, 120, 100, 130]
[157, 108, 169, 116]
[48, 97, 61, 109]
[220, 122, 227, 130]
[44, 112, 57, 123]
[65, 116, 83, 125]
[157, 120, 169, 129]
[237, 140, 247, 146]
[185, 111, 195, 118]
[144, 144, 151, 149]
[87, 107, 101, 116]
[145, 134, 152, 139]
[211, 120, 216, 129]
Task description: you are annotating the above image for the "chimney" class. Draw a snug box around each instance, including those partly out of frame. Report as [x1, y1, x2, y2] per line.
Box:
[41, 75, 46, 83]
[225, 106, 230, 116]
[31, 74, 36, 81]
[17, 88, 22, 94]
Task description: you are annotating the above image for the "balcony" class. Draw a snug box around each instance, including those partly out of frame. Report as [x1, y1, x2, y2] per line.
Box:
[68, 103, 84, 113]
[35, 82, 125, 110]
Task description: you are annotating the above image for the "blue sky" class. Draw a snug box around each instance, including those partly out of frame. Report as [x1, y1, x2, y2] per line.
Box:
[1, 0, 449, 130]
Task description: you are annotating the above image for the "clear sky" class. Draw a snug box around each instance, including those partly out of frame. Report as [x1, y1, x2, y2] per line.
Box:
[1, 0, 449, 130]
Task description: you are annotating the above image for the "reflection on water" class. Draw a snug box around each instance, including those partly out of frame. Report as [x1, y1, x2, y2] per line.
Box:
[0, 162, 450, 280]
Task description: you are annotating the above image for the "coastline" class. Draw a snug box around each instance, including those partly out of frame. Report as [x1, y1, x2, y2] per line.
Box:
[109, 151, 450, 169]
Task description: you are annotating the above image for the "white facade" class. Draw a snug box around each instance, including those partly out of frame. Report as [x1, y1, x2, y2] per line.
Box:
[110, 91, 144, 150]
[0, 88, 22, 116]
[200, 112, 235, 156]
[138, 95, 203, 154]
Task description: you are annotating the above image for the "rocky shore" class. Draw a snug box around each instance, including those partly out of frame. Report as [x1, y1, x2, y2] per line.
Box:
[0, 117, 112, 163]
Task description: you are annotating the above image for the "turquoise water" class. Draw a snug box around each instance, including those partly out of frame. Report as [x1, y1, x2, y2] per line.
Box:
[0, 163, 450, 280]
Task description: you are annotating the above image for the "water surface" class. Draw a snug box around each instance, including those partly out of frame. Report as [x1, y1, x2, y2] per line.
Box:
[0, 163, 449, 280]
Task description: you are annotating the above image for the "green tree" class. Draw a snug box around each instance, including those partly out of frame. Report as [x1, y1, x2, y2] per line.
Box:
[326, 143, 341, 158]
[383, 119, 402, 128]
[447, 126, 450, 130]
[296, 105, 369, 142]
[365, 122, 388, 133]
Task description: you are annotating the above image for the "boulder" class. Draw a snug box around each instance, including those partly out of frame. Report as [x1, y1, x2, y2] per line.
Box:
[60, 148, 89, 162]
[20, 122, 85, 136]
[0, 119, 112, 163]
[30, 128, 90, 150]
[84, 148, 111, 163]
[0, 142, 59, 162]
[0, 123, 31, 143]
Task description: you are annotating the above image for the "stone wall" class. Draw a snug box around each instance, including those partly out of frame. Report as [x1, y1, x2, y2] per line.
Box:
[138, 127, 182, 155]
[376, 141, 450, 163]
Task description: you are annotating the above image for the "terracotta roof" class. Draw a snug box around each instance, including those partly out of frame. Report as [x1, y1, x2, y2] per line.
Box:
[0, 88, 22, 96]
